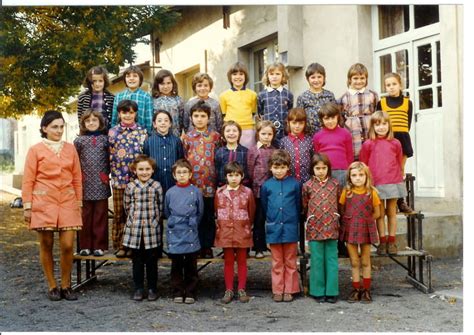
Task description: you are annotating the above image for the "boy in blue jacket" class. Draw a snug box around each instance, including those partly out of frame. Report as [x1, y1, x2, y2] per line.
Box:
[260, 149, 301, 303]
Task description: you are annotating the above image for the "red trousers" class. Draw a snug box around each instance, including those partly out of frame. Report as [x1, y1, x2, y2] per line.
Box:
[223, 248, 248, 291]
[80, 199, 109, 250]
[270, 242, 300, 294]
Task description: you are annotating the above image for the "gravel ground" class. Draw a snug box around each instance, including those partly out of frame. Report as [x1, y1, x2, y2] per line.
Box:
[0, 191, 463, 332]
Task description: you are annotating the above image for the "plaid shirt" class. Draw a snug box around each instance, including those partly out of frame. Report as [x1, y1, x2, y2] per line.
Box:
[183, 97, 223, 133]
[337, 88, 379, 159]
[183, 129, 222, 197]
[279, 134, 314, 184]
[111, 88, 154, 133]
[153, 95, 185, 137]
[215, 144, 249, 187]
[247, 143, 275, 198]
[257, 87, 294, 141]
[123, 179, 163, 249]
[296, 89, 335, 136]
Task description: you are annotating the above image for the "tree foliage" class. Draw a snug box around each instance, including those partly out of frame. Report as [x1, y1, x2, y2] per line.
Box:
[0, 6, 180, 118]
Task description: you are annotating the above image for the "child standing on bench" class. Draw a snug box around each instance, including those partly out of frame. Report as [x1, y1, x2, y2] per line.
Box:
[339, 161, 380, 303]
[302, 153, 340, 303]
[123, 155, 163, 301]
[164, 159, 204, 304]
[74, 110, 111, 257]
[360, 111, 407, 256]
[260, 150, 301, 303]
[215, 162, 256, 304]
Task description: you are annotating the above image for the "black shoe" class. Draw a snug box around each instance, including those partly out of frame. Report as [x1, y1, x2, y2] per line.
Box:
[313, 296, 325, 303]
[47, 287, 61, 301]
[148, 289, 158, 301]
[325, 296, 338, 303]
[133, 289, 144, 301]
[60, 287, 78, 301]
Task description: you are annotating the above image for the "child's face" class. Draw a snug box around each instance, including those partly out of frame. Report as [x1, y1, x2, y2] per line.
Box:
[231, 71, 246, 90]
[224, 125, 240, 145]
[91, 74, 105, 93]
[374, 120, 389, 138]
[159, 76, 174, 96]
[173, 167, 192, 185]
[226, 171, 242, 188]
[308, 72, 325, 92]
[349, 168, 367, 188]
[125, 72, 140, 90]
[135, 161, 154, 183]
[84, 115, 100, 132]
[289, 120, 305, 136]
[258, 126, 274, 146]
[191, 110, 209, 131]
[270, 164, 289, 180]
[385, 77, 402, 97]
[42, 118, 64, 142]
[313, 161, 329, 181]
[153, 113, 172, 135]
[119, 109, 137, 125]
[322, 115, 338, 130]
[195, 80, 211, 99]
[349, 74, 367, 91]
[268, 70, 283, 88]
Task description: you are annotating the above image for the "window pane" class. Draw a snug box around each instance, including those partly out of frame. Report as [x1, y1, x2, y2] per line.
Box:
[436, 41, 441, 83]
[418, 44, 432, 86]
[414, 5, 439, 29]
[379, 54, 392, 93]
[419, 88, 433, 110]
[378, 5, 409, 39]
[395, 49, 409, 89]
[437, 86, 442, 107]
[253, 48, 266, 92]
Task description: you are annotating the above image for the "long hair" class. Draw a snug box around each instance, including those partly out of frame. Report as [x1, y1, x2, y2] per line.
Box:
[344, 161, 376, 197]
[368, 111, 394, 140]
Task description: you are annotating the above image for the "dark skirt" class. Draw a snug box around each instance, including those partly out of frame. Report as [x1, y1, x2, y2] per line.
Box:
[394, 132, 413, 158]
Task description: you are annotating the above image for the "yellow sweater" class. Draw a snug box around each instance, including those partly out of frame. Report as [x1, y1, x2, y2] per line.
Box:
[219, 88, 257, 130]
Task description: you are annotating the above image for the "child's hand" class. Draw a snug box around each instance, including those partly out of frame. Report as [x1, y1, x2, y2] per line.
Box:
[24, 209, 31, 223]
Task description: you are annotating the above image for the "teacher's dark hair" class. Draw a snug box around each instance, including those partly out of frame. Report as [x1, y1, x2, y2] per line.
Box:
[40, 110, 64, 138]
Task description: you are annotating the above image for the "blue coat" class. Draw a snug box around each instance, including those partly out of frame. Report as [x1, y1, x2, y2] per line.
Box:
[164, 184, 204, 254]
[260, 176, 301, 244]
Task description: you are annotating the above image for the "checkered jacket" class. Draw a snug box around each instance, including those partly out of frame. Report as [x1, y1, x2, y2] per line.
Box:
[257, 87, 294, 141]
[123, 179, 163, 249]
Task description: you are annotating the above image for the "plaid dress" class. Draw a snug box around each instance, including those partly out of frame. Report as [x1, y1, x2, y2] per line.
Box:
[257, 87, 294, 142]
[339, 189, 379, 245]
[123, 179, 163, 249]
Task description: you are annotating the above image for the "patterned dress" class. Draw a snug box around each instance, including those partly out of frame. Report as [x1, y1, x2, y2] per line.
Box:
[302, 177, 340, 241]
[296, 89, 335, 136]
[339, 188, 380, 244]
[279, 133, 314, 184]
[153, 95, 185, 138]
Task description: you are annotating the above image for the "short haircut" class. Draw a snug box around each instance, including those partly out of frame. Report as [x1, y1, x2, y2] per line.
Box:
[318, 102, 341, 125]
[83, 66, 110, 91]
[152, 69, 178, 98]
[262, 62, 289, 86]
[152, 109, 172, 124]
[368, 110, 394, 140]
[224, 161, 244, 177]
[79, 109, 106, 135]
[123, 65, 144, 87]
[227, 61, 249, 87]
[310, 153, 332, 177]
[346, 63, 369, 87]
[285, 107, 308, 134]
[221, 120, 242, 142]
[172, 158, 192, 175]
[305, 62, 326, 86]
[255, 120, 276, 141]
[190, 99, 211, 117]
[40, 110, 64, 138]
[268, 149, 291, 168]
[192, 72, 214, 92]
[130, 154, 156, 172]
[117, 99, 138, 113]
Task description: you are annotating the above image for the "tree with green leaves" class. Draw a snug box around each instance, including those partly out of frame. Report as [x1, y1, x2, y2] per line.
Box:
[0, 6, 180, 118]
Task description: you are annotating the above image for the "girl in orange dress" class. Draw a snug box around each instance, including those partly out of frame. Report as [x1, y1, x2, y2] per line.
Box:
[22, 110, 83, 301]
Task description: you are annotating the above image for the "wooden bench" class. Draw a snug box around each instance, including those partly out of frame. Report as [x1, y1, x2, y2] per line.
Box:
[72, 174, 433, 293]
